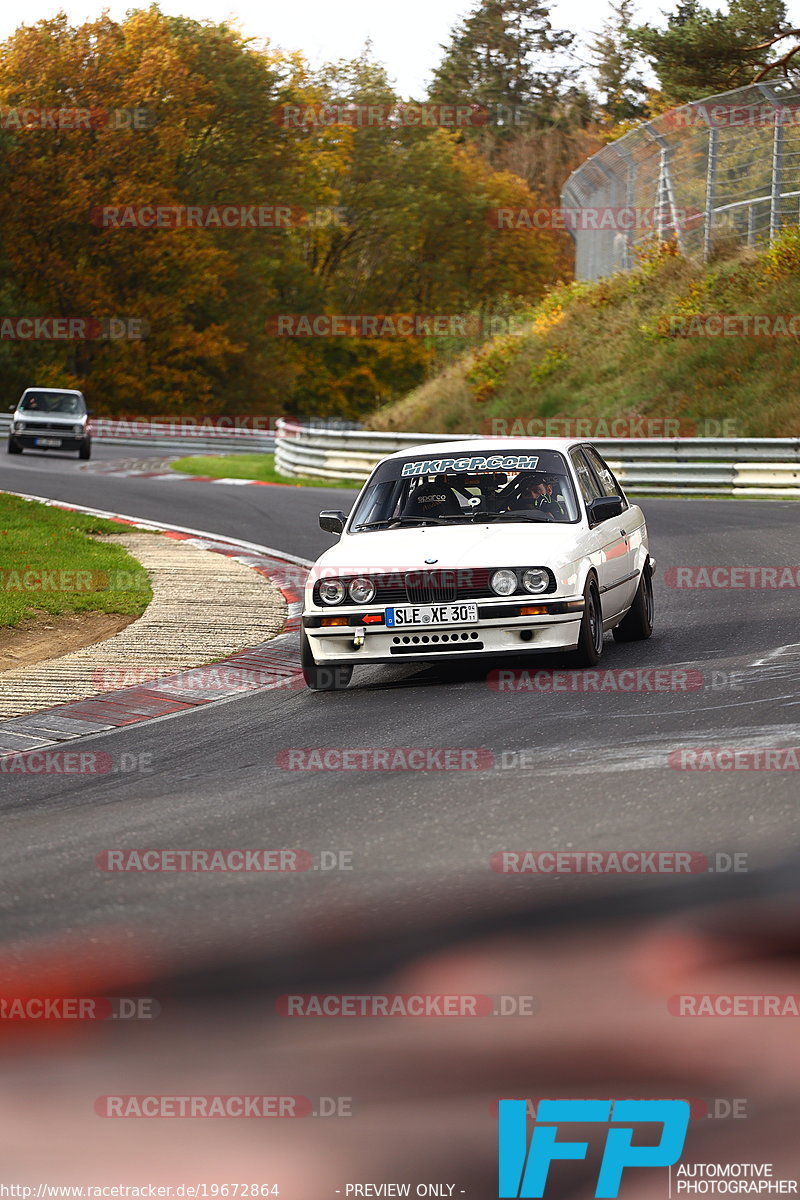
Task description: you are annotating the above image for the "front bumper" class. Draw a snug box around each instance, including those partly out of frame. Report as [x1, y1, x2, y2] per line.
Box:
[11, 432, 88, 450]
[303, 603, 584, 665]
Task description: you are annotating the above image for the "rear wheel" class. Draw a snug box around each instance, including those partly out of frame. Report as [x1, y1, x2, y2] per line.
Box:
[613, 561, 654, 642]
[570, 578, 603, 667]
[301, 628, 353, 691]
[7, 439, 22, 454]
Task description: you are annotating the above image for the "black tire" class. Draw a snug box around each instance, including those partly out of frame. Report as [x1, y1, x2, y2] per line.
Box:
[7, 439, 22, 454]
[613, 561, 654, 642]
[78, 438, 92, 460]
[570, 577, 604, 667]
[301, 628, 353, 691]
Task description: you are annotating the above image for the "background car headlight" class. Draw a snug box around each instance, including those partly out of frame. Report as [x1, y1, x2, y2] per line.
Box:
[490, 568, 518, 596]
[522, 568, 550, 594]
[14, 422, 24, 432]
[348, 577, 375, 604]
[319, 579, 346, 605]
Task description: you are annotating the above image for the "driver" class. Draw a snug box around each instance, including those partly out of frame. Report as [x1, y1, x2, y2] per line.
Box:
[512, 473, 551, 511]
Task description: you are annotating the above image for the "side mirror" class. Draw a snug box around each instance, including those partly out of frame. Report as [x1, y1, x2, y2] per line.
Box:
[86, 409, 95, 416]
[587, 495, 624, 525]
[319, 510, 346, 535]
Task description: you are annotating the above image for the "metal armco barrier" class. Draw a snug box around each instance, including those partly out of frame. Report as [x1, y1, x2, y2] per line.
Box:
[0, 414, 274, 454]
[275, 421, 800, 496]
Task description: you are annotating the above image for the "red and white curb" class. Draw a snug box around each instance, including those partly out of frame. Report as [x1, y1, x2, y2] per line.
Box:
[0, 492, 312, 757]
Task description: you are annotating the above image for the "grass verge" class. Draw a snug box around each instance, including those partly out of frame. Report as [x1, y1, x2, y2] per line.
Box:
[170, 453, 356, 489]
[0, 493, 152, 628]
[369, 233, 800, 437]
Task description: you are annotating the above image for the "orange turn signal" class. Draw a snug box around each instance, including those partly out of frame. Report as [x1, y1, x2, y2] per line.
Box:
[519, 606, 547, 616]
[321, 617, 349, 627]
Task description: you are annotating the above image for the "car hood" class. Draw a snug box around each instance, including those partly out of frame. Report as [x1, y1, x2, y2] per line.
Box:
[15, 412, 85, 424]
[314, 522, 584, 574]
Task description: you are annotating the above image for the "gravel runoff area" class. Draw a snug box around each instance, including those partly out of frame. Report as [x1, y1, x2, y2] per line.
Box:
[0, 531, 287, 719]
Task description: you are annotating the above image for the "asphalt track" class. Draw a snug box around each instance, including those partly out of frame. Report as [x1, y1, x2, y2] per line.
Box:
[1, 444, 798, 965]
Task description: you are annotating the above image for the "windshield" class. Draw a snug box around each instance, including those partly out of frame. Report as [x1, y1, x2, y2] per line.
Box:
[19, 391, 85, 415]
[350, 448, 580, 531]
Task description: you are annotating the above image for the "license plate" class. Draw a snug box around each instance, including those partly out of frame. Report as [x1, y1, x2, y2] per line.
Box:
[385, 603, 478, 628]
[35, 437, 62, 447]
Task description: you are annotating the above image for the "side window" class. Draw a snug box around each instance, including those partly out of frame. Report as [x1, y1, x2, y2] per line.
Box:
[584, 446, 626, 504]
[569, 449, 602, 506]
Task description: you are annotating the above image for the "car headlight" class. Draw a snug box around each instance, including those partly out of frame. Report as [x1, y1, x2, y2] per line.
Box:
[14, 421, 24, 432]
[522, 568, 550, 594]
[490, 568, 518, 596]
[73, 424, 84, 435]
[348, 577, 375, 604]
[319, 579, 346, 605]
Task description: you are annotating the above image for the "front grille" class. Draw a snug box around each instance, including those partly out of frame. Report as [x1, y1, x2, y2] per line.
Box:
[403, 570, 457, 604]
[19, 422, 76, 433]
[312, 567, 555, 607]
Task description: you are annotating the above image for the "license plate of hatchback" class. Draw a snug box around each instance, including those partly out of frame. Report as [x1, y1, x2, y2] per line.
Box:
[385, 603, 478, 628]
[35, 438, 62, 447]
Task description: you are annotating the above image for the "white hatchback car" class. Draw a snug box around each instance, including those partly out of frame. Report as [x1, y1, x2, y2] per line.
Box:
[301, 439, 655, 690]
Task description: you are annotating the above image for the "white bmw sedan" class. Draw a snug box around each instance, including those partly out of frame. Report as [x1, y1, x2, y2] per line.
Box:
[301, 439, 655, 690]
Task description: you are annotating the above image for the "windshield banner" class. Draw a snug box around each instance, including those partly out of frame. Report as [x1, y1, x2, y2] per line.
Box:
[401, 454, 539, 477]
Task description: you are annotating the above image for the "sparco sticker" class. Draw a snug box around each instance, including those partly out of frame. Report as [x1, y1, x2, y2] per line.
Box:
[401, 455, 539, 476]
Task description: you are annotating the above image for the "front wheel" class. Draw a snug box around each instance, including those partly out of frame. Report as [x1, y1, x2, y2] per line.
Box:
[78, 438, 92, 460]
[613, 561, 654, 642]
[7, 439, 22, 455]
[570, 578, 603, 667]
[301, 628, 353, 691]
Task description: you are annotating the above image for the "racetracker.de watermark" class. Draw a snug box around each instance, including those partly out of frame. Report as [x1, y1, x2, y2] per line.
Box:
[0, 107, 153, 131]
[0, 997, 158, 1020]
[91, 205, 309, 229]
[0, 569, 147, 593]
[484, 417, 738, 438]
[275, 993, 537, 1016]
[272, 102, 487, 128]
[486, 668, 705, 693]
[95, 1095, 352, 1117]
[668, 314, 800, 337]
[665, 567, 800, 588]
[0, 317, 147, 340]
[489, 850, 748, 874]
[664, 100, 800, 128]
[669, 995, 800, 1016]
[95, 849, 353, 872]
[265, 313, 480, 337]
[275, 748, 494, 770]
[487, 206, 702, 232]
[0, 751, 152, 775]
[669, 748, 800, 770]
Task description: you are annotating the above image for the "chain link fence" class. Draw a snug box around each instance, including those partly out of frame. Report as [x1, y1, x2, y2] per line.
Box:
[562, 81, 800, 280]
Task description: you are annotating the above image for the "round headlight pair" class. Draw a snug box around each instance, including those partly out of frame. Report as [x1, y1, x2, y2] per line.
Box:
[319, 577, 375, 605]
[489, 568, 550, 596]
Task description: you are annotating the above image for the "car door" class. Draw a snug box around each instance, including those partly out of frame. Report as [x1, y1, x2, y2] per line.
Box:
[569, 446, 635, 618]
[582, 445, 643, 610]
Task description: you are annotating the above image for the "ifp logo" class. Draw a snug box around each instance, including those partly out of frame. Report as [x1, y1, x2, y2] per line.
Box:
[498, 1099, 690, 1197]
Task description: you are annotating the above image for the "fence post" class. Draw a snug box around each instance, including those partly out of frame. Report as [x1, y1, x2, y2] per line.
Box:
[757, 83, 784, 243]
[704, 127, 718, 261]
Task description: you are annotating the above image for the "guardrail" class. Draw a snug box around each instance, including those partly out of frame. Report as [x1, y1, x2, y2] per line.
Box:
[0, 414, 275, 454]
[275, 421, 800, 496]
